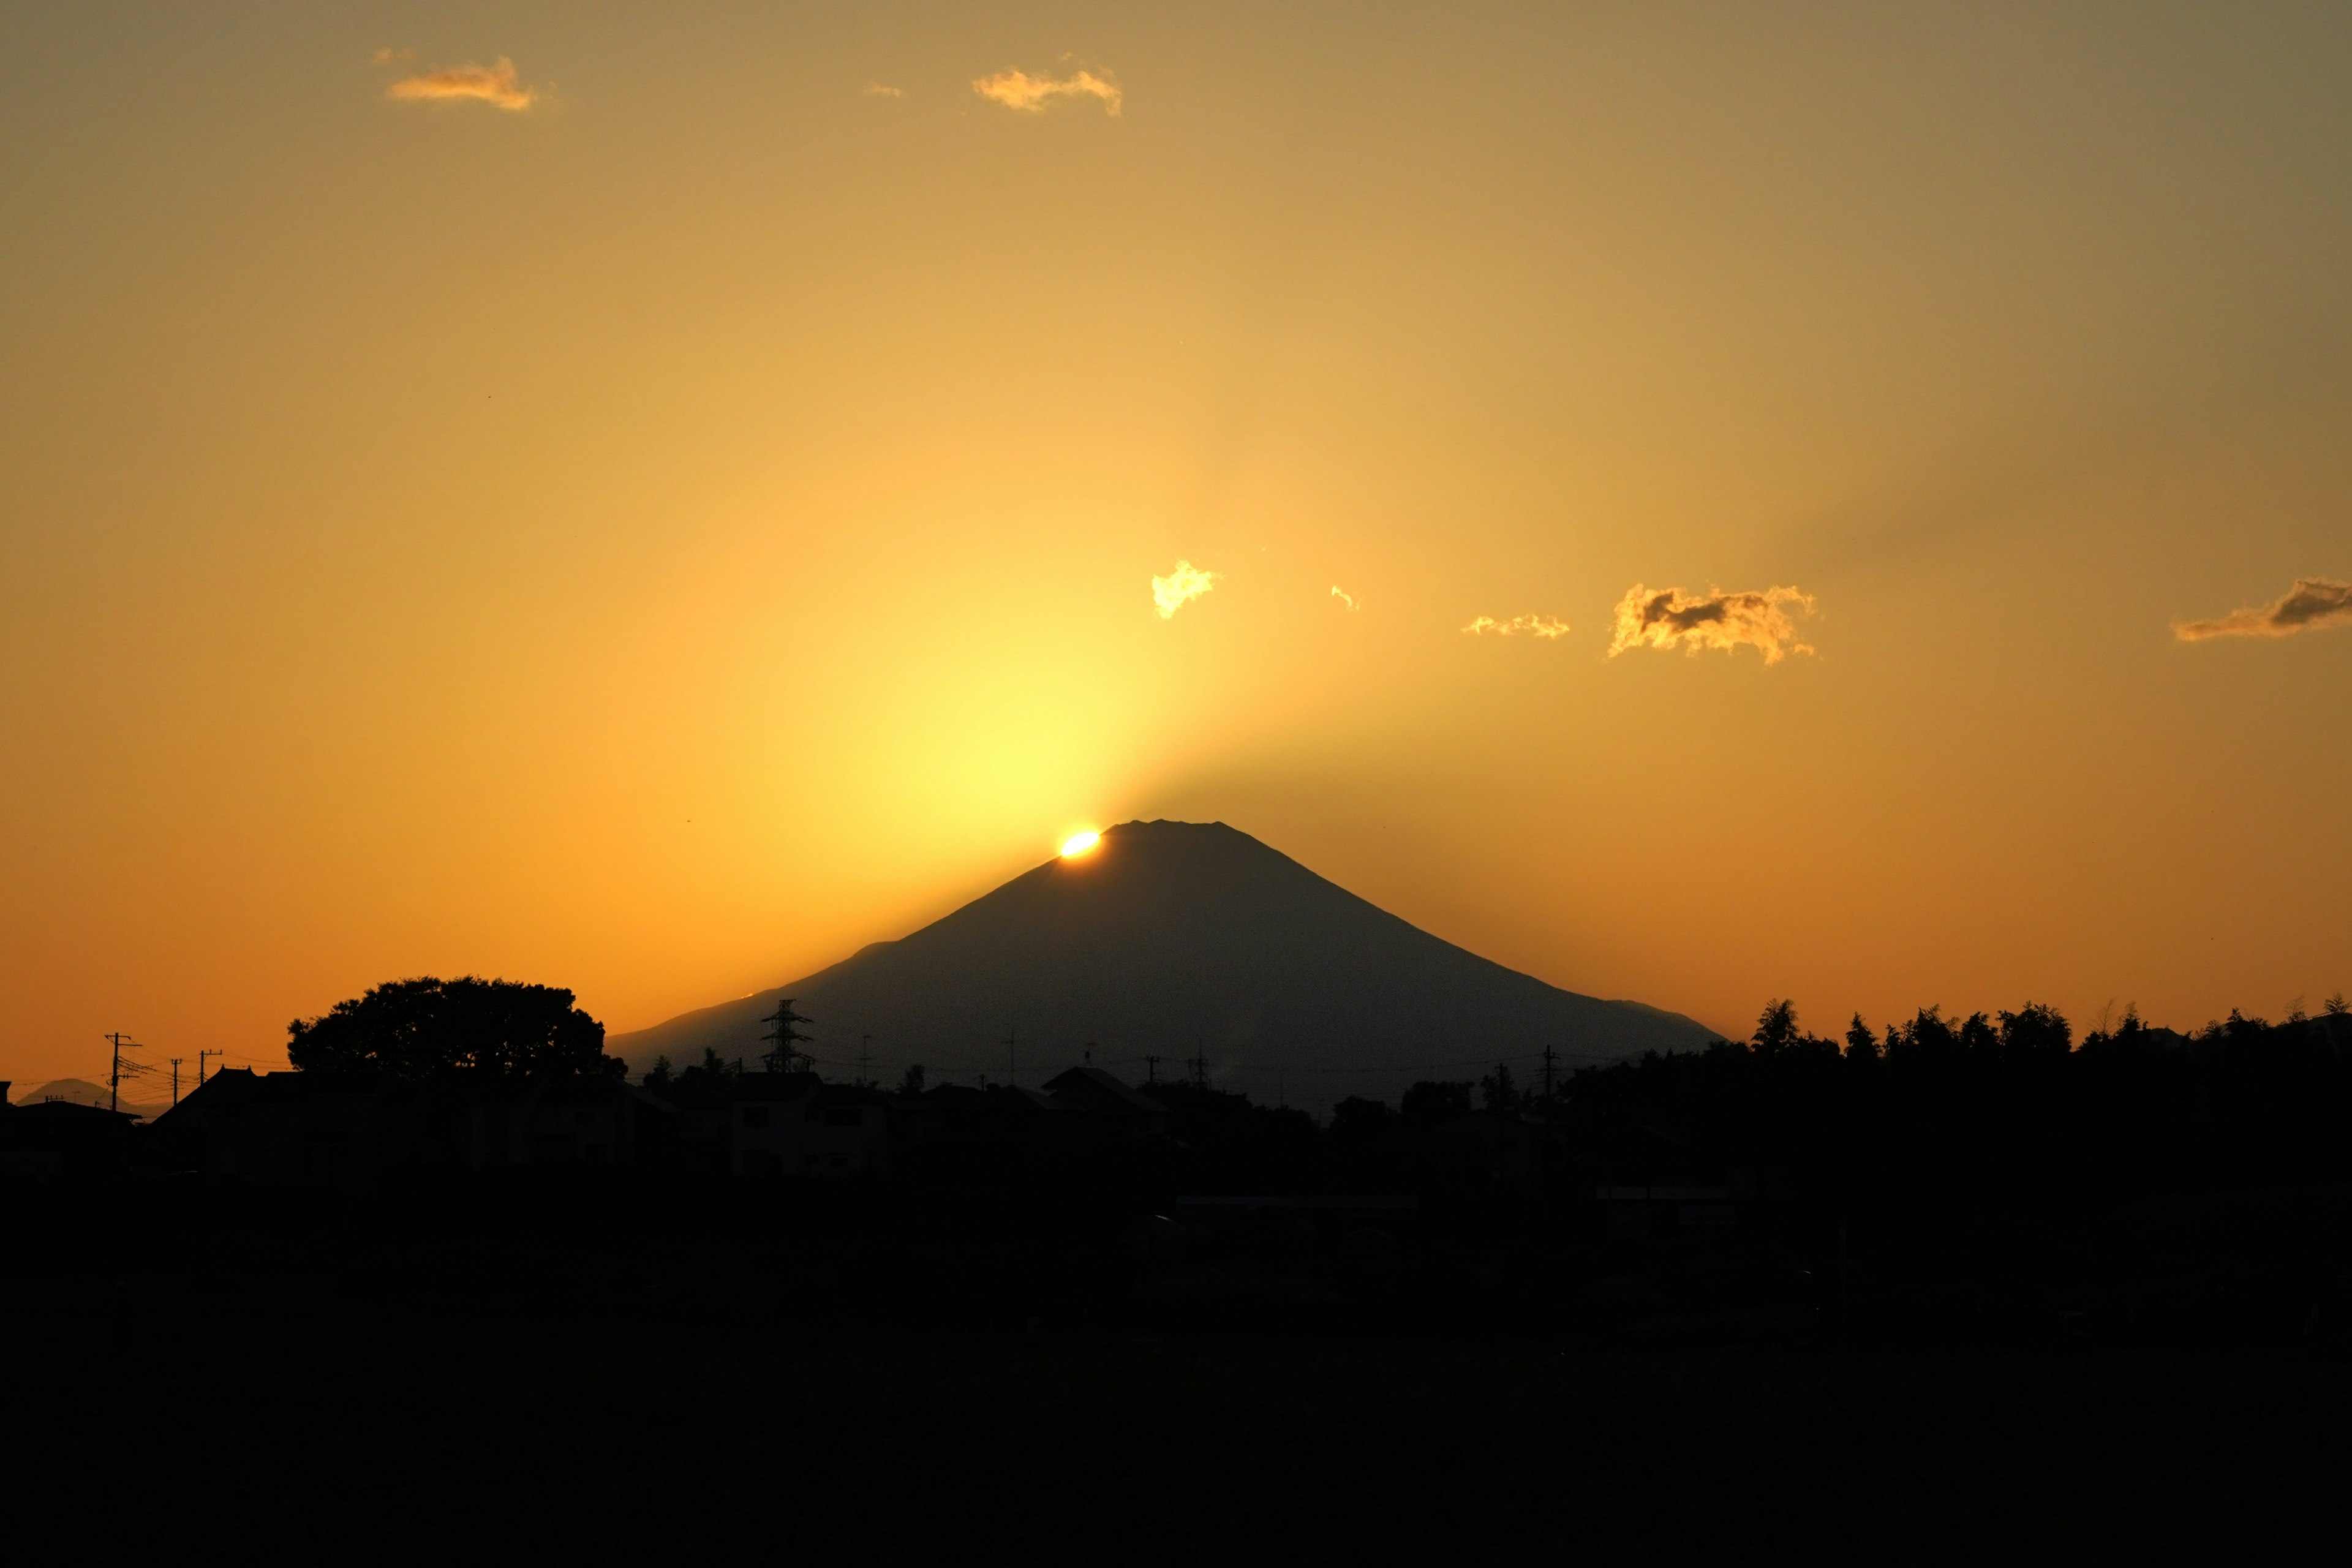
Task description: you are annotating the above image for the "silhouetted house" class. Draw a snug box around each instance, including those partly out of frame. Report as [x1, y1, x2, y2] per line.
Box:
[892, 1082, 1114, 1186]
[152, 1069, 382, 1189]
[0, 1085, 141, 1185]
[660, 1079, 734, 1174]
[155, 1069, 673, 1189]
[1042, 1068, 1170, 1137]
[1434, 1109, 1557, 1200]
[728, 1073, 891, 1179]
[507, 1076, 669, 1168]
[1582, 1122, 1749, 1241]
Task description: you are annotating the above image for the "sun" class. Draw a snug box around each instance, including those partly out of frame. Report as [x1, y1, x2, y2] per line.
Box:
[1060, 829, 1102, 858]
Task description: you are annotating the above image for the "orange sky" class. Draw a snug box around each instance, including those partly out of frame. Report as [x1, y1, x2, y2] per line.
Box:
[4, 3, 2349, 1088]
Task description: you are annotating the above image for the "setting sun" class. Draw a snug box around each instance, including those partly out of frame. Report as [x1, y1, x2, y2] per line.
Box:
[1060, 831, 1102, 858]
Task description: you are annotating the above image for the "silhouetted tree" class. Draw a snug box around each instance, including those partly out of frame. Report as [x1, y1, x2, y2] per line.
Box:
[669, 1048, 740, 1101]
[1480, 1063, 1521, 1110]
[1844, 1014, 1881, 1061]
[896, 1063, 927, 1096]
[1401, 1080, 1472, 1128]
[1890, 1005, 1958, 1061]
[643, 1055, 674, 1092]
[286, 976, 617, 1082]
[2327, 992, 2348, 1017]
[1997, 1003, 2071, 1059]
[1958, 1011, 1999, 1057]
[1752, 999, 1800, 1055]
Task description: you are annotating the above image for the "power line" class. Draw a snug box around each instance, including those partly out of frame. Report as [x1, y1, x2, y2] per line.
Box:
[102, 1031, 137, 1114]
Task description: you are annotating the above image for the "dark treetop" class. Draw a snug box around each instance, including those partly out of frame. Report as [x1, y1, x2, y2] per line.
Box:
[285, 976, 618, 1082]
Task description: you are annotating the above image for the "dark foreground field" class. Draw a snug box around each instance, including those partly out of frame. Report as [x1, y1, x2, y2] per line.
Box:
[5, 1275, 2345, 1566]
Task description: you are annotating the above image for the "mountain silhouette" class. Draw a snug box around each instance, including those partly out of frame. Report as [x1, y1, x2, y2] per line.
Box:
[9, 1077, 166, 1120]
[611, 820, 1719, 1101]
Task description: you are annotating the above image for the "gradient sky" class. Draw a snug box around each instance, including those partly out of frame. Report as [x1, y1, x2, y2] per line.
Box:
[5, 2, 2349, 1089]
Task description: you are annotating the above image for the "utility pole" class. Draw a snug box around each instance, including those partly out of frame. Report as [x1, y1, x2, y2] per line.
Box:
[1144, 1055, 1161, 1087]
[170, 1057, 183, 1107]
[858, 1035, 873, 1088]
[1542, 1043, 1559, 1109]
[198, 1049, 222, 1086]
[103, 1032, 135, 1114]
[1002, 1025, 1017, 1088]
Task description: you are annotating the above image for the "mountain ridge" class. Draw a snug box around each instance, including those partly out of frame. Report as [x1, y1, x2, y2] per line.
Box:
[611, 820, 1720, 1102]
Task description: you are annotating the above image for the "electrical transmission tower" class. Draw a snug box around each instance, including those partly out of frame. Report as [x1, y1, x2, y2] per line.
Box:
[760, 998, 814, 1075]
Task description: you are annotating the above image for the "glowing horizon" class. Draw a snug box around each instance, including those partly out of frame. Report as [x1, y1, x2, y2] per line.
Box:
[2, 8, 2347, 1085]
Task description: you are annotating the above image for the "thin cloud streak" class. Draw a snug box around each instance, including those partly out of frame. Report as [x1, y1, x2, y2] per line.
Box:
[2174, 577, 2352, 641]
[385, 56, 537, 111]
[1331, 586, 1360, 611]
[1463, 613, 1569, 638]
[1609, 584, 1814, 663]
[1152, 560, 1218, 619]
[973, 68, 1122, 116]
[864, 83, 905, 98]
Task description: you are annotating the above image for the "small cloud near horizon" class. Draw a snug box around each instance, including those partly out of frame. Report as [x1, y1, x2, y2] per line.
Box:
[2174, 576, 2352, 641]
[382, 55, 538, 111]
[1609, 584, 1814, 664]
[864, 82, 905, 98]
[1463, 613, 1569, 638]
[1153, 560, 1218, 619]
[1331, 586, 1360, 611]
[973, 67, 1122, 116]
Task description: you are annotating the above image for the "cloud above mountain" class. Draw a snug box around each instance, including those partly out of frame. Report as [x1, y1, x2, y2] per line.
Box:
[1462, 613, 1569, 638]
[1609, 584, 1814, 664]
[973, 68, 1123, 116]
[1153, 560, 1218, 619]
[2174, 576, 2352, 641]
[382, 55, 537, 111]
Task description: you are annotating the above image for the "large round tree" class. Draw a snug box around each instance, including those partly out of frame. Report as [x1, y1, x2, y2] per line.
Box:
[286, 976, 619, 1081]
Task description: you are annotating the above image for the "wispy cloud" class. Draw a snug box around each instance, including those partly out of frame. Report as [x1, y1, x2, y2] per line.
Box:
[2173, 576, 2352, 641]
[383, 56, 537, 111]
[1463, 613, 1569, 638]
[1609, 584, 1814, 663]
[372, 48, 415, 66]
[864, 82, 905, 98]
[1330, 586, 1360, 611]
[973, 67, 1122, 116]
[1153, 560, 1218, 619]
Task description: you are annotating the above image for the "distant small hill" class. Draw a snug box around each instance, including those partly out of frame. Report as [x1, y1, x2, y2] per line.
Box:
[613, 820, 1720, 1106]
[9, 1078, 167, 1120]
